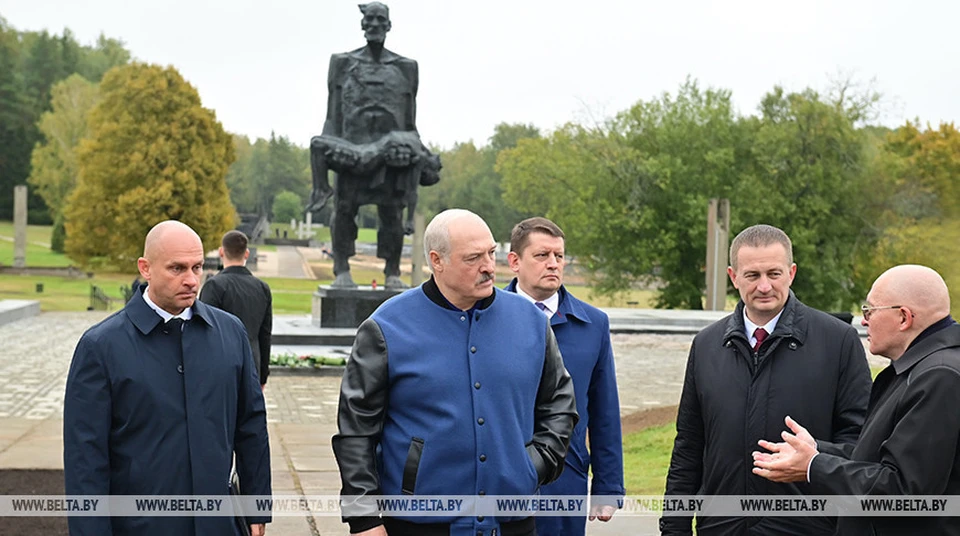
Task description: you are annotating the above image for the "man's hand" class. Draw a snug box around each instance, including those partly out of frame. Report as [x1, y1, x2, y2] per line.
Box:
[251, 523, 266, 536]
[752, 416, 819, 483]
[589, 504, 616, 522]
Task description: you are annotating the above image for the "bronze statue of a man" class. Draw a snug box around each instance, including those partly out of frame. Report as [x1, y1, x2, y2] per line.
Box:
[306, 2, 440, 289]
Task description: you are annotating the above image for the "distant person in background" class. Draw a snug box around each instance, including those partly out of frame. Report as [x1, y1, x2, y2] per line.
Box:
[200, 230, 273, 389]
[128, 275, 142, 302]
[505, 217, 624, 536]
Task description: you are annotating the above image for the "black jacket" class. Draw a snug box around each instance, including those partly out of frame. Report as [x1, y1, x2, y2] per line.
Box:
[811, 322, 960, 536]
[662, 293, 872, 535]
[199, 266, 273, 384]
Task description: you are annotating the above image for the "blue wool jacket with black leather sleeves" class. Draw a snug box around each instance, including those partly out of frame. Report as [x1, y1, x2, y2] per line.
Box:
[332, 279, 578, 536]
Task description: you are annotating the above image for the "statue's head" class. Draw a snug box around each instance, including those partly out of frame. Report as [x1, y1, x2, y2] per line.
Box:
[359, 2, 391, 44]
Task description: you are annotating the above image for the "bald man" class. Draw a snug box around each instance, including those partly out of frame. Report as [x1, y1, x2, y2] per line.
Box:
[63, 221, 271, 536]
[752, 264, 960, 536]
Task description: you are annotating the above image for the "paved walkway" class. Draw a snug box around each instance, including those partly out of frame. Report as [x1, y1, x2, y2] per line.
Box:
[0, 311, 884, 535]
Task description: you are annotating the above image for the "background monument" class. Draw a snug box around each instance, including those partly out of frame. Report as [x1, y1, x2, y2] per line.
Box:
[308, 2, 440, 326]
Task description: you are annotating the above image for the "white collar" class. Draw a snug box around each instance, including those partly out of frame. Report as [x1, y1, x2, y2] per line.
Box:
[515, 285, 559, 318]
[743, 308, 783, 342]
[141, 285, 193, 323]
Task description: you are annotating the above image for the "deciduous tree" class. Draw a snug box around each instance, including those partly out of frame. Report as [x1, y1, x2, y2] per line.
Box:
[65, 63, 235, 268]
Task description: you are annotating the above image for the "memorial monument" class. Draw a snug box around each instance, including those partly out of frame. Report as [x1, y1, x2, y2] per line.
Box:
[306, 1, 441, 290]
[307, 2, 441, 326]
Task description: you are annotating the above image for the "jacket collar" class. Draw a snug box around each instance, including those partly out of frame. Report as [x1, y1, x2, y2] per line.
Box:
[503, 278, 591, 325]
[423, 275, 495, 311]
[892, 320, 960, 375]
[125, 285, 214, 335]
[219, 265, 252, 276]
[723, 290, 806, 345]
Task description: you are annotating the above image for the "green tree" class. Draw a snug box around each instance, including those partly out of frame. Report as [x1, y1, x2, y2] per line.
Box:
[0, 20, 129, 222]
[500, 80, 750, 308]
[65, 63, 236, 268]
[419, 122, 539, 241]
[737, 87, 885, 310]
[27, 74, 99, 221]
[272, 190, 303, 223]
[870, 121, 960, 314]
[225, 132, 310, 216]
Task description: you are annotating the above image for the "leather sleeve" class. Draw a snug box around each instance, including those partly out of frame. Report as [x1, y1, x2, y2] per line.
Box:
[331, 318, 389, 533]
[660, 340, 702, 535]
[528, 321, 578, 486]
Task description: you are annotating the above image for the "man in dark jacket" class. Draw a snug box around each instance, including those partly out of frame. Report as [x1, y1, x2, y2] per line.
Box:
[333, 209, 578, 536]
[505, 217, 624, 536]
[753, 264, 960, 536]
[661, 224, 872, 536]
[63, 220, 271, 536]
[199, 230, 273, 388]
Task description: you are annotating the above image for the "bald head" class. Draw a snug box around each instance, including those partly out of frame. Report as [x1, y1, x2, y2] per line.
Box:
[143, 220, 203, 261]
[873, 265, 950, 329]
[138, 221, 205, 315]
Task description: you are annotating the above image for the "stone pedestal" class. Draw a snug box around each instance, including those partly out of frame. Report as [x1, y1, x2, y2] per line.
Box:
[312, 286, 405, 327]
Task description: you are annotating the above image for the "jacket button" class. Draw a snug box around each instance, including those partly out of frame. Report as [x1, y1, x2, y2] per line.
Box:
[789, 341, 798, 350]
[478, 490, 485, 496]
[460, 315, 466, 321]
[177, 364, 184, 374]
[470, 346, 477, 353]
[477, 417, 484, 425]
[477, 515, 484, 522]
[474, 382, 481, 389]
[479, 454, 486, 462]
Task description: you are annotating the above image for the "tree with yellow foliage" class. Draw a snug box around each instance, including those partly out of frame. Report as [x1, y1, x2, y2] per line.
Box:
[64, 63, 235, 268]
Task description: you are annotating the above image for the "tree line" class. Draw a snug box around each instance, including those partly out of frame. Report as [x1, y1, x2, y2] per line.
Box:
[5, 17, 957, 313]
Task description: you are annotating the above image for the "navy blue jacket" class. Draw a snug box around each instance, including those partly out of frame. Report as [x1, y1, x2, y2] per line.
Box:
[63, 287, 271, 535]
[505, 279, 624, 498]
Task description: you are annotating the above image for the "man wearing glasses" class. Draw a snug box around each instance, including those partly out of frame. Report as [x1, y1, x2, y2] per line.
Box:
[753, 264, 960, 535]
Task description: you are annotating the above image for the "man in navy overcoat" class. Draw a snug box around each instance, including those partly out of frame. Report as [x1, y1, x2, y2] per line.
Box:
[63, 220, 271, 535]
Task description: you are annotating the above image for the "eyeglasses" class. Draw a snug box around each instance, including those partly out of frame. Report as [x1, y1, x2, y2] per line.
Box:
[860, 304, 901, 321]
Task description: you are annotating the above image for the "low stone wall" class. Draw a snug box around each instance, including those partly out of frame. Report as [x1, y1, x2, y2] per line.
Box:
[0, 300, 41, 327]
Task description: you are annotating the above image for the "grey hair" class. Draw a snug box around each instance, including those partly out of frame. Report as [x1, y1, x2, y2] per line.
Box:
[729, 224, 793, 271]
[423, 209, 479, 273]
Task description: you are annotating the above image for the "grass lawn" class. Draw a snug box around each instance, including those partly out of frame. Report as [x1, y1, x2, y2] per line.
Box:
[0, 273, 132, 311]
[623, 424, 674, 496]
[0, 221, 55, 245]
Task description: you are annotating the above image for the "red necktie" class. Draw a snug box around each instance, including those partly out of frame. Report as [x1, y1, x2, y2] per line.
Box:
[753, 327, 768, 352]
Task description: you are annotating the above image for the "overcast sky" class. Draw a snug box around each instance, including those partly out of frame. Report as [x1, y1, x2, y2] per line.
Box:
[2, 0, 957, 149]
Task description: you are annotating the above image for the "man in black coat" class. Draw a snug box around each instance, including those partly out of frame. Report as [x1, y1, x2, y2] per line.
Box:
[661, 224, 872, 535]
[754, 264, 960, 536]
[199, 230, 273, 388]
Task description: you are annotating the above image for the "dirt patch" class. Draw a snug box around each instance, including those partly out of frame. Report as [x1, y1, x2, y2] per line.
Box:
[1, 469, 68, 534]
[621, 405, 678, 435]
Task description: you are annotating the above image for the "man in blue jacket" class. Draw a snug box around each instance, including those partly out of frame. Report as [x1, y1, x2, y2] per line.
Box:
[505, 217, 624, 536]
[63, 220, 271, 536]
[333, 209, 578, 536]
